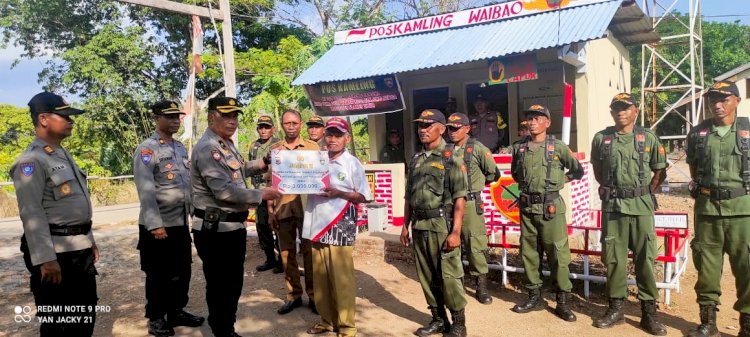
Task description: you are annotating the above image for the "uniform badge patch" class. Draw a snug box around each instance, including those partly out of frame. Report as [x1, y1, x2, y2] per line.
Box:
[184, 158, 190, 168]
[443, 150, 451, 158]
[699, 129, 708, 137]
[43, 145, 55, 154]
[460, 165, 467, 172]
[164, 162, 174, 170]
[232, 171, 240, 179]
[140, 149, 153, 165]
[212, 150, 221, 161]
[741, 130, 750, 139]
[337, 172, 346, 181]
[20, 163, 34, 177]
[430, 162, 445, 170]
[636, 134, 646, 142]
[159, 138, 165, 145]
[658, 146, 666, 155]
[485, 152, 491, 158]
[166, 172, 175, 180]
[603, 138, 612, 145]
[546, 143, 554, 151]
[227, 159, 241, 170]
[466, 146, 474, 154]
[60, 182, 72, 196]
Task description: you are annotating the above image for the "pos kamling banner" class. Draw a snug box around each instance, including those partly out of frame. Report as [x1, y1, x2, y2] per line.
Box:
[305, 75, 405, 117]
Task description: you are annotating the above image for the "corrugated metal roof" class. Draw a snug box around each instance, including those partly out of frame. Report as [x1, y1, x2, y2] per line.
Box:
[608, 1, 660, 45]
[293, 0, 629, 85]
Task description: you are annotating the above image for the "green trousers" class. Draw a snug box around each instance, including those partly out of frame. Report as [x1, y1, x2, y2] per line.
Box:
[693, 214, 750, 313]
[520, 212, 572, 292]
[412, 229, 467, 311]
[461, 200, 489, 276]
[601, 212, 659, 301]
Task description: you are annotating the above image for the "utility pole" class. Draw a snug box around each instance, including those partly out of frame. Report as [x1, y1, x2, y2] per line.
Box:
[118, 0, 236, 97]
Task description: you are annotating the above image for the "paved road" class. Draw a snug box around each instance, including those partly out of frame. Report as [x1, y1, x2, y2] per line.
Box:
[0, 203, 140, 238]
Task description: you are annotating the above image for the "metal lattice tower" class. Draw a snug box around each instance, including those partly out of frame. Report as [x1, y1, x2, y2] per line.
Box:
[640, 0, 704, 137]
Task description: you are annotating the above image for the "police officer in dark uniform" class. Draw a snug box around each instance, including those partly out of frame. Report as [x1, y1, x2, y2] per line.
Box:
[133, 100, 204, 336]
[249, 115, 281, 273]
[379, 129, 405, 164]
[401, 109, 469, 337]
[469, 94, 508, 153]
[191, 97, 281, 337]
[11, 92, 99, 336]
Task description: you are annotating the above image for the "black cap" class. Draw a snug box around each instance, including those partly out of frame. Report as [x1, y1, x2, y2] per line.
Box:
[28, 92, 84, 117]
[151, 100, 184, 115]
[257, 115, 274, 126]
[523, 104, 551, 119]
[414, 109, 446, 124]
[306, 115, 325, 126]
[388, 128, 400, 135]
[474, 93, 487, 102]
[208, 96, 242, 113]
[705, 80, 740, 97]
[447, 113, 470, 127]
[446, 97, 457, 104]
[610, 93, 636, 108]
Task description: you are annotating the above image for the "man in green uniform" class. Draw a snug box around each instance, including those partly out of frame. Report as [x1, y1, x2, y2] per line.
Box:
[510, 104, 583, 322]
[307, 115, 326, 149]
[447, 112, 499, 305]
[686, 80, 749, 337]
[249, 115, 282, 273]
[591, 93, 667, 336]
[379, 129, 405, 164]
[400, 109, 469, 337]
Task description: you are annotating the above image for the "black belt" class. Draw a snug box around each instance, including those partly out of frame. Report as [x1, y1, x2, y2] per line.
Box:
[194, 208, 249, 223]
[412, 208, 444, 220]
[520, 191, 560, 205]
[49, 221, 92, 236]
[698, 185, 750, 201]
[599, 186, 651, 199]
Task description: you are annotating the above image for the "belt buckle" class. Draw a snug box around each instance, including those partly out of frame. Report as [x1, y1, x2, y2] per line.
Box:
[721, 189, 731, 200]
[700, 187, 710, 196]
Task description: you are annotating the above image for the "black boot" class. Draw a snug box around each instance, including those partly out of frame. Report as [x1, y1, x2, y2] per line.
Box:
[444, 309, 467, 337]
[554, 292, 577, 322]
[167, 309, 204, 327]
[687, 304, 719, 337]
[148, 317, 175, 337]
[639, 300, 667, 336]
[415, 306, 447, 336]
[256, 249, 277, 272]
[593, 298, 625, 328]
[740, 313, 750, 337]
[512, 288, 545, 313]
[475, 275, 493, 304]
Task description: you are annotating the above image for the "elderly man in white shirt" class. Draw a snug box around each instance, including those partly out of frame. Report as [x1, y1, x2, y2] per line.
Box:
[302, 117, 371, 337]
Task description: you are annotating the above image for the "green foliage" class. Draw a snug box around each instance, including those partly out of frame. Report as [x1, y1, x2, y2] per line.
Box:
[0, 104, 34, 180]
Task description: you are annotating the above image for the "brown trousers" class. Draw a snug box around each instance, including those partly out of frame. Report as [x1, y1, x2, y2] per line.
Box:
[313, 242, 356, 337]
[277, 217, 314, 301]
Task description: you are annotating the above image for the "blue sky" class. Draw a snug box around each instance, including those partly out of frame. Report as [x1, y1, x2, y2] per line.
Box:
[0, 0, 747, 107]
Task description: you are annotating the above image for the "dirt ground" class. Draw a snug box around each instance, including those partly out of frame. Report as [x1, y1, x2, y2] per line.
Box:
[0, 193, 746, 337]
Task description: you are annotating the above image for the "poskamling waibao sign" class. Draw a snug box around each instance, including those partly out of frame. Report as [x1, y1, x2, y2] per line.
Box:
[334, 0, 608, 45]
[305, 75, 405, 117]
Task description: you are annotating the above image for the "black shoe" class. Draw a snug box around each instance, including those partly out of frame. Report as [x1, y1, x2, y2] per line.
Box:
[687, 304, 719, 337]
[309, 300, 318, 315]
[168, 309, 204, 327]
[512, 288, 545, 313]
[256, 260, 276, 272]
[277, 298, 303, 315]
[554, 292, 577, 322]
[444, 309, 467, 337]
[272, 262, 283, 274]
[148, 317, 175, 337]
[594, 298, 626, 328]
[475, 275, 493, 305]
[414, 306, 447, 336]
[740, 312, 750, 337]
[639, 300, 666, 336]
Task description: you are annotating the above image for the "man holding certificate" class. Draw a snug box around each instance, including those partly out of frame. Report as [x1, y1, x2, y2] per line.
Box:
[269, 109, 320, 315]
[302, 117, 370, 337]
